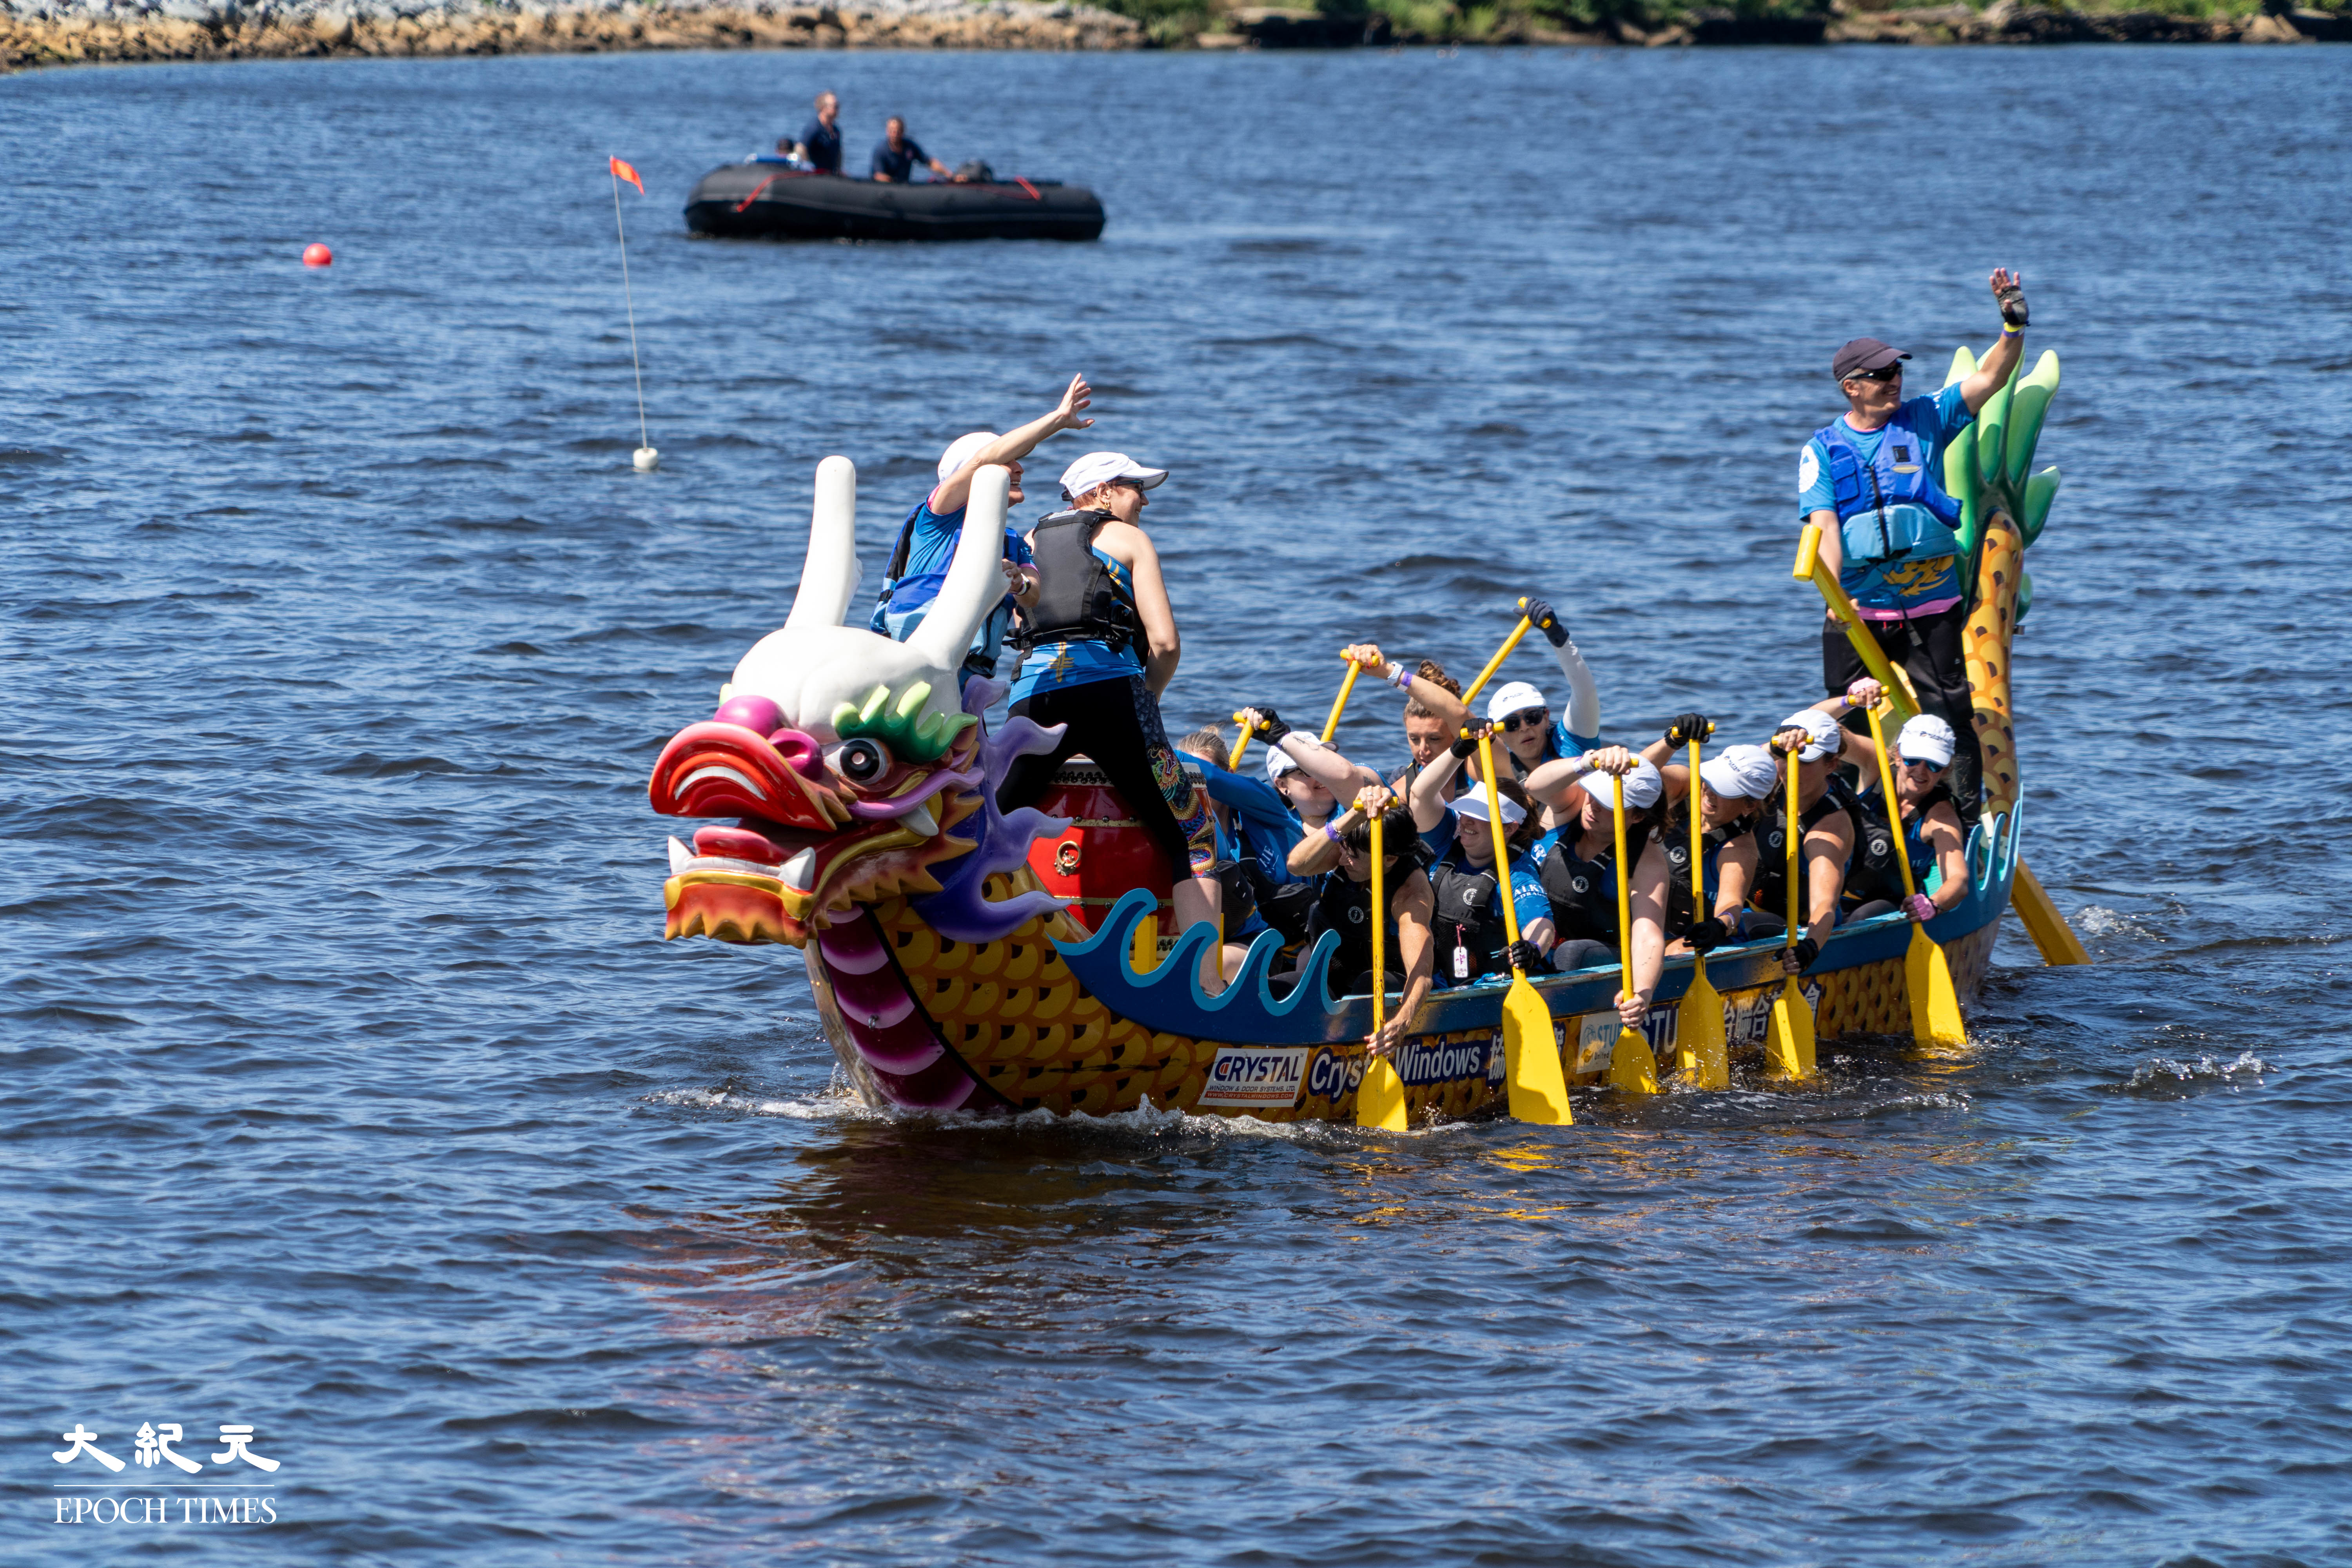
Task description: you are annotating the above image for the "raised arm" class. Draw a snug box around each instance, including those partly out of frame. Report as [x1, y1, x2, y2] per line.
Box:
[1521, 596, 1598, 745]
[1958, 267, 2028, 415]
[1406, 729, 1478, 832]
[930, 374, 1094, 515]
[1238, 707, 1380, 804]
[1340, 643, 1468, 736]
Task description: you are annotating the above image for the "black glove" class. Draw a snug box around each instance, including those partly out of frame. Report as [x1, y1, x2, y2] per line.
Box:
[1685, 915, 1730, 954]
[1995, 281, 2029, 328]
[1450, 727, 1486, 761]
[1784, 935, 1820, 974]
[1664, 712, 1713, 748]
[1520, 596, 1569, 649]
[1250, 708, 1290, 746]
[1507, 939, 1544, 975]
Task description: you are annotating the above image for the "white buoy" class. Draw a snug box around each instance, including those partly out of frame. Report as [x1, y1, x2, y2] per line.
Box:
[633, 446, 660, 472]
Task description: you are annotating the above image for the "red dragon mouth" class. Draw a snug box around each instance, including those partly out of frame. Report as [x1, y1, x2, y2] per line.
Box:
[648, 721, 982, 947]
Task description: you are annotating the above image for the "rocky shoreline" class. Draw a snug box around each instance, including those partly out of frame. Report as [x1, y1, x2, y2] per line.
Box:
[2, 0, 2342, 69]
[0, 0, 1142, 70]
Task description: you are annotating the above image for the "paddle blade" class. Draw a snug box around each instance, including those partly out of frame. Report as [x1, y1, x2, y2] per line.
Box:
[1356, 1055, 1408, 1131]
[1907, 926, 1969, 1051]
[1606, 1026, 1658, 1095]
[1763, 977, 1816, 1082]
[1501, 976, 1572, 1125]
[1677, 960, 1729, 1090]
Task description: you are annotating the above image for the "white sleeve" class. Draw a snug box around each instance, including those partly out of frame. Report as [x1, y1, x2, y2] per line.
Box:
[1553, 631, 1599, 744]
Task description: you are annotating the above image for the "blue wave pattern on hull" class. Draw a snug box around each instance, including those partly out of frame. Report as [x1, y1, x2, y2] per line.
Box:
[1054, 815, 2020, 1045]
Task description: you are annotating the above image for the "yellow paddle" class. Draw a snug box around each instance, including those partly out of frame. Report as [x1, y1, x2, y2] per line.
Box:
[1762, 739, 1817, 1082]
[1477, 730, 1572, 1125]
[1864, 702, 1968, 1050]
[1322, 659, 1361, 743]
[1460, 612, 1535, 711]
[1676, 736, 1729, 1089]
[1604, 772, 1660, 1094]
[1356, 796, 1408, 1130]
[1226, 713, 1254, 772]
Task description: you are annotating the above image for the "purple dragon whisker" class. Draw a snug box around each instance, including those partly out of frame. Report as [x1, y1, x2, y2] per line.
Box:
[910, 679, 1074, 944]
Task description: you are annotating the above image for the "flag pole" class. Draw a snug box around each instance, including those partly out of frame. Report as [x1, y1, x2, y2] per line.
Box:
[611, 156, 657, 472]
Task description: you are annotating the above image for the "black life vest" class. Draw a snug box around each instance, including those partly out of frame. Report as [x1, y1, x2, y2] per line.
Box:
[1013, 508, 1138, 655]
[1537, 827, 1620, 947]
[1842, 782, 1953, 911]
[1748, 777, 1861, 926]
[1428, 849, 1510, 983]
[1660, 821, 1743, 938]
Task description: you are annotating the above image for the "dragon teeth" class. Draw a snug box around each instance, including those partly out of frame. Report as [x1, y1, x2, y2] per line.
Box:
[898, 800, 938, 838]
[780, 848, 817, 891]
[668, 836, 693, 875]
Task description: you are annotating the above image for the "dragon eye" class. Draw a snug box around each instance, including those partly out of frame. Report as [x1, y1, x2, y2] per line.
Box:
[830, 737, 891, 784]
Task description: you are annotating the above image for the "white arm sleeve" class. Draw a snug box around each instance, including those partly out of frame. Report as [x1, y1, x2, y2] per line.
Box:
[1553, 632, 1599, 743]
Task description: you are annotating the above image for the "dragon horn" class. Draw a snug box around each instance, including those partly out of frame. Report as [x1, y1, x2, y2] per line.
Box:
[907, 463, 1010, 672]
[784, 456, 861, 632]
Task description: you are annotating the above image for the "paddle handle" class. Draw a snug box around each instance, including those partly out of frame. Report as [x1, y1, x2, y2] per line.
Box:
[1321, 660, 1361, 744]
[1475, 732, 1525, 978]
[1369, 806, 1387, 1042]
[1686, 740, 1707, 909]
[1611, 772, 1635, 997]
[1784, 741, 1804, 950]
[1460, 617, 1534, 710]
[1796, 523, 1918, 723]
[1227, 710, 1253, 771]
[1864, 703, 1923, 902]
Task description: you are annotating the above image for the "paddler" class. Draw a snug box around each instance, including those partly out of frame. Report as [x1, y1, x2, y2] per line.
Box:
[1802, 267, 2032, 818]
[1519, 748, 1670, 979]
[1831, 680, 1974, 924]
[1712, 707, 1862, 977]
[869, 373, 1094, 686]
[1664, 742, 1784, 953]
[1183, 708, 1381, 947]
[1478, 595, 1602, 831]
[1403, 728, 1557, 984]
[1329, 644, 1471, 785]
[1291, 788, 1434, 1054]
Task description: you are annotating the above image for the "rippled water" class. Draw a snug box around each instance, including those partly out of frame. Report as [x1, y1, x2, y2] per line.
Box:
[6, 42, 2351, 1566]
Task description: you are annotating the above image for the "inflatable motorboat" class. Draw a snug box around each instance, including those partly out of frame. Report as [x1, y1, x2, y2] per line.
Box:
[646, 343, 2084, 1123]
[684, 162, 1105, 242]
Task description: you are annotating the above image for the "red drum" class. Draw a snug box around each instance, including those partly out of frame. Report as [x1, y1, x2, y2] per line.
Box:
[1024, 755, 1207, 935]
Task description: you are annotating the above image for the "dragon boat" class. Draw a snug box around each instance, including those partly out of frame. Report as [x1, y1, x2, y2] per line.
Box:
[649, 345, 2085, 1123]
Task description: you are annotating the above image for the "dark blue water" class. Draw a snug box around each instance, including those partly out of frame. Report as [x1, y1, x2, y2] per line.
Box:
[6, 41, 2351, 1566]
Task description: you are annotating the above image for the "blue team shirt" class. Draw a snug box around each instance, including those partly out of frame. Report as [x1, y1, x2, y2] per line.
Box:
[797, 117, 842, 172]
[1797, 384, 1973, 519]
[1007, 548, 1145, 705]
[871, 137, 930, 181]
[1198, 763, 1302, 887]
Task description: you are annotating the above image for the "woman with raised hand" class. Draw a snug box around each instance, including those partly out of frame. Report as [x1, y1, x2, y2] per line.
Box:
[1403, 726, 1555, 985]
[1664, 742, 1785, 953]
[1184, 708, 1381, 949]
[997, 450, 1221, 967]
[1478, 594, 1602, 831]
[1330, 642, 1472, 786]
[1831, 679, 1974, 924]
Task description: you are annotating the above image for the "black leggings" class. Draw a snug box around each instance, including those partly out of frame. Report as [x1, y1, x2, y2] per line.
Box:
[1821, 603, 1982, 816]
[999, 674, 1217, 880]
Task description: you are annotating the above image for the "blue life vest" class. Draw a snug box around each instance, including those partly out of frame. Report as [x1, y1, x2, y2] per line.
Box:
[1817, 409, 1965, 614]
[868, 502, 1024, 679]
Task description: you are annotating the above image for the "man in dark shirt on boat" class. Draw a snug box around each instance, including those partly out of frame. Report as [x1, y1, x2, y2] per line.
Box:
[871, 118, 953, 184]
[784, 92, 841, 174]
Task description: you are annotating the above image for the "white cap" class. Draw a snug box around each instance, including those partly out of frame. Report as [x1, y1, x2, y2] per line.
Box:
[1485, 681, 1548, 724]
[1896, 713, 1957, 768]
[1590, 759, 1664, 812]
[1060, 451, 1168, 500]
[936, 431, 996, 481]
[1265, 747, 1300, 782]
[1451, 790, 1526, 827]
[1776, 708, 1846, 763]
[1700, 743, 1779, 801]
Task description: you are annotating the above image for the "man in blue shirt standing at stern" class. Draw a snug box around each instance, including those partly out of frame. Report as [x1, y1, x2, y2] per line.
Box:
[1799, 267, 2031, 818]
[784, 91, 842, 173]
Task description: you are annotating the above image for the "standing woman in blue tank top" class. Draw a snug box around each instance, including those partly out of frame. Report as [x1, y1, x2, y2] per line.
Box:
[996, 451, 1224, 987]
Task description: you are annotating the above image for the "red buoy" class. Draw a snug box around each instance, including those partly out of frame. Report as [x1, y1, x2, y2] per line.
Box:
[302, 243, 333, 268]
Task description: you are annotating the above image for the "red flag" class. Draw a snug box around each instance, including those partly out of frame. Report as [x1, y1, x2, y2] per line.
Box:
[609, 156, 645, 194]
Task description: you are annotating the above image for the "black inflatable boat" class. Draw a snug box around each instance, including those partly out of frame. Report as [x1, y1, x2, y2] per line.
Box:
[684, 163, 1105, 243]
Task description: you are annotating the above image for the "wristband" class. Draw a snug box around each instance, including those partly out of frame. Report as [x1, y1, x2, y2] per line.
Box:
[2001, 322, 2022, 336]
[1323, 822, 1344, 843]
[1388, 663, 1412, 691]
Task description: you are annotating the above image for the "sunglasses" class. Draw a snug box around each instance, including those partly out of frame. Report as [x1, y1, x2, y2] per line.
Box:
[1899, 757, 1945, 775]
[1499, 709, 1549, 733]
[1846, 363, 1904, 385]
